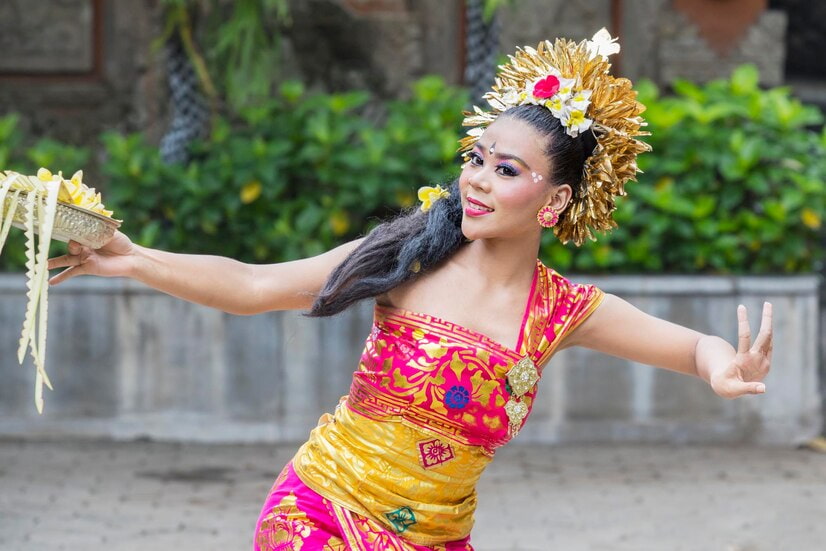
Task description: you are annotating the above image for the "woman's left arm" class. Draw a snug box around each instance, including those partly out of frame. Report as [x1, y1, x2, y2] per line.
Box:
[562, 293, 773, 399]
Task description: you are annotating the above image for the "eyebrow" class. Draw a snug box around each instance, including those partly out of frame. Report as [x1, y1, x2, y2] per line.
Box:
[475, 142, 532, 171]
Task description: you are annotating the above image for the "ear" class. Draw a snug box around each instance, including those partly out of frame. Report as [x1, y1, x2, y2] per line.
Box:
[545, 184, 574, 212]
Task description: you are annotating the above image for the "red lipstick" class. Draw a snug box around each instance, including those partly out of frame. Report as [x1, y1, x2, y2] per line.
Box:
[465, 197, 494, 217]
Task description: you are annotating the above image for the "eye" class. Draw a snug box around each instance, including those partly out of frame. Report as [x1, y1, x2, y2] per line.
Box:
[467, 151, 483, 166]
[496, 164, 518, 177]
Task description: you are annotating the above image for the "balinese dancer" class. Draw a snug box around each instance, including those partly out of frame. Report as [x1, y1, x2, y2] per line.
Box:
[47, 30, 772, 550]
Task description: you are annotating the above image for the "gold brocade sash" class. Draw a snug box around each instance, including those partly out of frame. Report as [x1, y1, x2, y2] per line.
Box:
[292, 401, 492, 545]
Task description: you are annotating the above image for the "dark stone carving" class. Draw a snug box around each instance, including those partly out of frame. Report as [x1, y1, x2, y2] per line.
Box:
[769, 0, 826, 78]
[0, 0, 94, 73]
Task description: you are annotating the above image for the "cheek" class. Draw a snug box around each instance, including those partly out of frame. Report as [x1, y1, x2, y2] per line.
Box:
[496, 181, 544, 212]
[458, 166, 472, 189]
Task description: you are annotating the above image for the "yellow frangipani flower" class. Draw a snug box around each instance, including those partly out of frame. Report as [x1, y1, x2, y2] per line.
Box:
[801, 207, 821, 229]
[395, 189, 415, 208]
[417, 185, 450, 212]
[330, 211, 350, 236]
[35, 167, 114, 217]
[240, 180, 263, 204]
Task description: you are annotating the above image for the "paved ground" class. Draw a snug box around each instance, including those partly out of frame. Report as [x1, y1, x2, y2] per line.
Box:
[1, 439, 825, 551]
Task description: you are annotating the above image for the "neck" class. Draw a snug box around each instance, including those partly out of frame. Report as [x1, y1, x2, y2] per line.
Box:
[456, 231, 542, 288]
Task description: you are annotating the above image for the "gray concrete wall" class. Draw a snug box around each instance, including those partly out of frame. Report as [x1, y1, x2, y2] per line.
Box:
[0, 274, 819, 446]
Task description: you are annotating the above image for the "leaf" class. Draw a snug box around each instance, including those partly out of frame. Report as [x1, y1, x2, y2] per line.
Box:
[731, 64, 759, 95]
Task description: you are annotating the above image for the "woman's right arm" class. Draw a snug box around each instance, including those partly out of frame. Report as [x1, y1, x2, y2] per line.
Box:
[47, 231, 365, 315]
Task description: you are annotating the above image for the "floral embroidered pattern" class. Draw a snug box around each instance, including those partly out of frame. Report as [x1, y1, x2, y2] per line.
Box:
[444, 385, 470, 409]
[347, 261, 604, 450]
[256, 492, 315, 551]
[384, 506, 417, 533]
[418, 438, 456, 468]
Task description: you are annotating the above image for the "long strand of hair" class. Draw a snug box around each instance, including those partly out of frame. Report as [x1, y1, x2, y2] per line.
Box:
[306, 179, 466, 317]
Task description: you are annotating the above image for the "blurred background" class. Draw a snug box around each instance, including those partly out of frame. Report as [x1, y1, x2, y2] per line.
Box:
[1, 1, 825, 549]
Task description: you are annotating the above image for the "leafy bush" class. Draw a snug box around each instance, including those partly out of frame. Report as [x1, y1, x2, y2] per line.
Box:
[3, 67, 825, 275]
[542, 64, 826, 274]
[101, 76, 467, 262]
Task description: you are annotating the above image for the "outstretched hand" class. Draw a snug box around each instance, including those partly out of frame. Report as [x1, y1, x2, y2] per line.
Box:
[47, 230, 136, 286]
[709, 302, 773, 399]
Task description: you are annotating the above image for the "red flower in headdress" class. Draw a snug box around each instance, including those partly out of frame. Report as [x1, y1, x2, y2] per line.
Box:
[532, 75, 561, 99]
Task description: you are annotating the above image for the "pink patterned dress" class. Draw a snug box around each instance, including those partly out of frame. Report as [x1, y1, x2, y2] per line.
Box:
[254, 260, 604, 550]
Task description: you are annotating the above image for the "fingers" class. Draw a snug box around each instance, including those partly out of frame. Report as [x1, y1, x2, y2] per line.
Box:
[67, 240, 83, 255]
[736, 304, 751, 355]
[752, 302, 773, 355]
[48, 265, 87, 286]
[48, 240, 87, 271]
[718, 378, 767, 399]
[741, 381, 766, 395]
[47, 253, 81, 270]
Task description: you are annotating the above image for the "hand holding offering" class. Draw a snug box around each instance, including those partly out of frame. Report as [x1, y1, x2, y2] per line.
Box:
[0, 168, 121, 412]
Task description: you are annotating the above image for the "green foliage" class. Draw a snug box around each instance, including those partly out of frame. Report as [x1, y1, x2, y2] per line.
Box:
[207, 0, 290, 111]
[542, 64, 826, 274]
[3, 66, 825, 275]
[159, 0, 291, 113]
[101, 76, 468, 262]
[482, 0, 516, 22]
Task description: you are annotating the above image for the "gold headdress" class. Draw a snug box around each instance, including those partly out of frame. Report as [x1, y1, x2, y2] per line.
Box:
[459, 29, 651, 245]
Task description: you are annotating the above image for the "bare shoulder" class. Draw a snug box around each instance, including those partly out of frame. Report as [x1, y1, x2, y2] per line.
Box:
[377, 260, 450, 309]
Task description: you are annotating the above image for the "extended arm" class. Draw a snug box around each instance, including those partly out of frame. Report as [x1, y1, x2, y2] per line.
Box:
[562, 293, 772, 399]
[48, 231, 365, 315]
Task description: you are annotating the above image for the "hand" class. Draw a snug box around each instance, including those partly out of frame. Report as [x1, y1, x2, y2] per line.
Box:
[47, 230, 136, 285]
[709, 302, 773, 399]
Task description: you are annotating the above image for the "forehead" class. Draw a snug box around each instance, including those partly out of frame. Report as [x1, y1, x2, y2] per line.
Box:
[476, 118, 549, 170]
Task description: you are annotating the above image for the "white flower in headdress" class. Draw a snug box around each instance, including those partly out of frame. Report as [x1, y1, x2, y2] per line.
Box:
[556, 77, 576, 100]
[569, 89, 593, 111]
[500, 86, 521, 107]
[560, 105, 593, 137]
[466, 126, 485, 138]
[545, 95, 566, 117]
[586, 28, 620, 59]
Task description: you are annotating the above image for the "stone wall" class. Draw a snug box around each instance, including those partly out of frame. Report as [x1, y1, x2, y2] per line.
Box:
[0, 275, 818, 446]
[0, 0, 795, 162]
[0, 0, 167, 150]
[500, 0, 788, 87]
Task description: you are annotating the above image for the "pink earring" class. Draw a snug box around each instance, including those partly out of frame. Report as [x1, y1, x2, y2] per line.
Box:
[537, 205, 559, 228]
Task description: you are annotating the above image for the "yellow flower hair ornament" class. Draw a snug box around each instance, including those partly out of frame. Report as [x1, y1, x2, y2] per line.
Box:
[417, 185, 450, 212]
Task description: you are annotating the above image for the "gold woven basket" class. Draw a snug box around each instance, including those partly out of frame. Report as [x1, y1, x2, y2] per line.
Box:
[2, 192, 121, 249]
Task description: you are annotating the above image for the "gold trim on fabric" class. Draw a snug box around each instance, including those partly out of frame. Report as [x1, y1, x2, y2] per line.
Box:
[536, 285, 606, 367]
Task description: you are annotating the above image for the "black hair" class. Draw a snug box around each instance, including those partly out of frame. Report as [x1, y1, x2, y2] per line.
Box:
[307, 104, 596, 317]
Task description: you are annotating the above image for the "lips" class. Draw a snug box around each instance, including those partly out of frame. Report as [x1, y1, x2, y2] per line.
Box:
[467, 197, 493, 211]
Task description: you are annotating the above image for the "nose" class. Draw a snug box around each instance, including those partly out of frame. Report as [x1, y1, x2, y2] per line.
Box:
[467, 165, 492, 192]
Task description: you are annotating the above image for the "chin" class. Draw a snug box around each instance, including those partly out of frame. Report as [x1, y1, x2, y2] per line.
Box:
[460, 219, 493, 241]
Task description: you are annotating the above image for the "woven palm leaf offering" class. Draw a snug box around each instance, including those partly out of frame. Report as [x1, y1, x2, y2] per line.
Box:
[0, 168, 121, 412]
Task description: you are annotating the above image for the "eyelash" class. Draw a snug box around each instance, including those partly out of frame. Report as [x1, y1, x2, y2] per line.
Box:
[467, 151, 519, 177]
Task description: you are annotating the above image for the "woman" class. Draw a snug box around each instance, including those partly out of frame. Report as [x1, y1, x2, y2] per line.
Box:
[47, 31, 772, 550]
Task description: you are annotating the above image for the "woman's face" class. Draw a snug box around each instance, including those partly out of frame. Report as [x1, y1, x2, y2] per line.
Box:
[458, 117, 570, 241]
